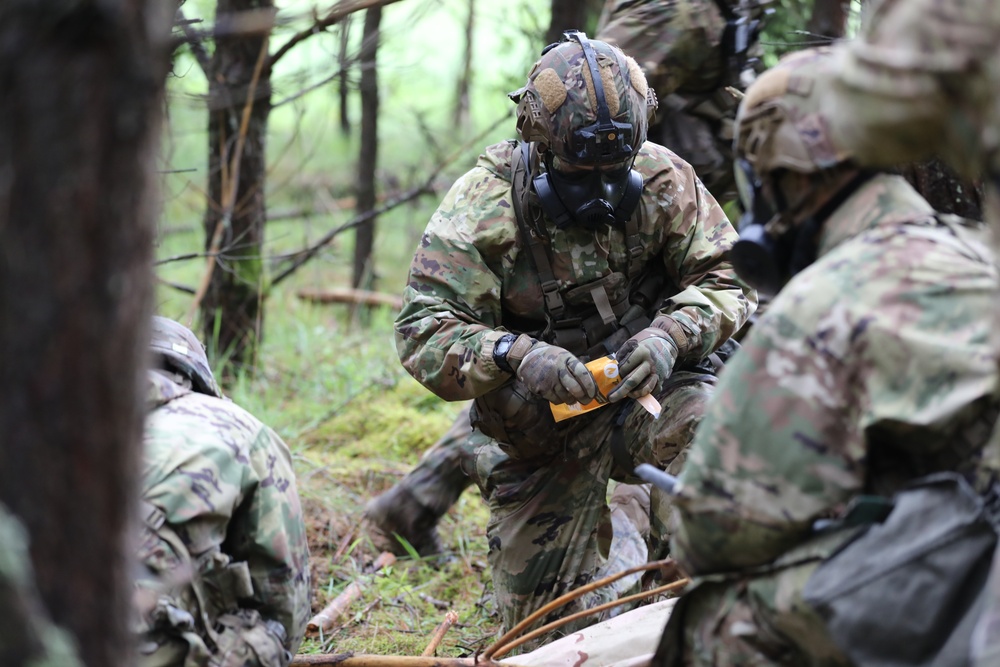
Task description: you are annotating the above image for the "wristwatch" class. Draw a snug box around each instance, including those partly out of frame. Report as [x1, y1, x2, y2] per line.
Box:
[493, 333, 518, 374]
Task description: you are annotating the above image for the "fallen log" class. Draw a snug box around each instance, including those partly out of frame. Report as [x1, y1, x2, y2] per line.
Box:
[297, 288, 403, 310]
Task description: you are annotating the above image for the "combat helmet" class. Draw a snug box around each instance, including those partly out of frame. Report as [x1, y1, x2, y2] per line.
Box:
[729, 46, 865, 296]
[149, 316, 223, 398]
[509, 31, 657, 230]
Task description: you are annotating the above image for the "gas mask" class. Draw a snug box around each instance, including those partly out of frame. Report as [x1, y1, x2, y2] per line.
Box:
[730, 157, 871, 297]
[534, 157, 643, 230]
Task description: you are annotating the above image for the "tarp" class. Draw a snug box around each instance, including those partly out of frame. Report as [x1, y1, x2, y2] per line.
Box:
[502, 598, 677, 667]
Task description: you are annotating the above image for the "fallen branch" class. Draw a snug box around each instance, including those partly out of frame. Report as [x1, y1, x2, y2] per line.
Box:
[421, 610, 458, 657]
[306, 551, 397, 636]
[488, 578, 689, 660]
[297, 288, 403, 310]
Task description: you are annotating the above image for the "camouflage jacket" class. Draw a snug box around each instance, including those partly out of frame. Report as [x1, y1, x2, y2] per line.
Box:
[395, 140, 756, 401]
[140, 371, 311, 653]
[596, 0, 727, 97]
[671, 174, 1000, 575]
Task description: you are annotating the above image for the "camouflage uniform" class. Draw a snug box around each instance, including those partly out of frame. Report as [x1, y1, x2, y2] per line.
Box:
[596, 0, 765, 201]
[0, 503, 83, 667]
[136, 320, 310, 667]
[365, 0, 767, 557]
[658, 47, 1000, 666]
[825, 5, 1000, 660]
[827, 0, 1000, 188]
[396, 89, 754, 642]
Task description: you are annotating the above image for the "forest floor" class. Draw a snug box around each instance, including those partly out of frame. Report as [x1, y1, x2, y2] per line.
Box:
[221, 296, 501, 659]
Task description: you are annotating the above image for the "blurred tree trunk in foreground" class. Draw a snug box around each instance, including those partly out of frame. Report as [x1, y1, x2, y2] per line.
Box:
[0, 0, 171, 664]
[200, 0, 274, 372]
[353, 5, 382, 291]
[899, 159, 984, 220]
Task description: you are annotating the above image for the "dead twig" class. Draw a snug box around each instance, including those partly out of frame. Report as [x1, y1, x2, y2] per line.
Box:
[421, 610, 458, 657]
[269, 0, 407, 71]
[306, 552, 397, 637]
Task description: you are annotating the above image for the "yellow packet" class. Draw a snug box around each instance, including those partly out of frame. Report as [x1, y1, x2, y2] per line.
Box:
[550, 355, 621, 422]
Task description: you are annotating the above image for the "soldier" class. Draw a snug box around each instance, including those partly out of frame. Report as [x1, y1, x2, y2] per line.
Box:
[597, 0, 769, 201]
[135, 316, 311, 667]
[364, 0, 769, 558]
[654, 47, 999, 666]
[394, 31, 754, 644]
[824, 5, 1000, 662]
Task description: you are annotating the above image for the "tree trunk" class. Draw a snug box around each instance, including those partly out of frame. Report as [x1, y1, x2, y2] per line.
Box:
[546, 0, 603, 44]
[0, 1, 170, 664]
[200, 0, 274, 372]
[353, 6, 382, 291]
[338, 16, 352, 136]
[807, 0, 849, 39]
[453, 0, 475, 130]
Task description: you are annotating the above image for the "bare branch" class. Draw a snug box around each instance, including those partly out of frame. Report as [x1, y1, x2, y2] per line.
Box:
[269, 113, 509, 288]
[174, 7, 212, 77]
[269, 0, 407, 71]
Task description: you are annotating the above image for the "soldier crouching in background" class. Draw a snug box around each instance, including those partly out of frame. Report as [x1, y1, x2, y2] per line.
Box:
[135, 317, 311, 667]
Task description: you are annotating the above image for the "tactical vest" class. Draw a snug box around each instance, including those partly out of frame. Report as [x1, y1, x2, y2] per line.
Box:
[509, 141, 668, 361]
[469, 142, 723, 455]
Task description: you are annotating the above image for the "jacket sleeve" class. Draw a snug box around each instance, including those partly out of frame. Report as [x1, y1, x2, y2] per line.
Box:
[394, 166, 518, 401]
[668, 309, 859, 575]
[233, 425, 312, 653]
[648, 159, 756, 363]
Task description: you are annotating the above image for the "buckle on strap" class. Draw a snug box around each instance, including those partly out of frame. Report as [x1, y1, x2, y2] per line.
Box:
[540, 280, 565, 317]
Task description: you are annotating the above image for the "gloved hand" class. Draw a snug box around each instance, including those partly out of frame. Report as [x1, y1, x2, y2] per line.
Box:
[515, 343, 598, 405]
[608, 328, 678, 402]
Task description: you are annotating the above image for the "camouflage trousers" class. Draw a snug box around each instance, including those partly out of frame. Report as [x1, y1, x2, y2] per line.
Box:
[469, 373, 714, 648]
[403, 404, 476, 517]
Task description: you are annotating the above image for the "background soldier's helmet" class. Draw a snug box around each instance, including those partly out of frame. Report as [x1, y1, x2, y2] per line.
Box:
[149, 316, 223, 398]
[730, 47, 857, 296]
[733, 46, 852, 181]
[511, 33, 656, 166]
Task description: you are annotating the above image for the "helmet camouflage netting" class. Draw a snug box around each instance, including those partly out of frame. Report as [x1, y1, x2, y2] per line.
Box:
[510, 33, 657, 165]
